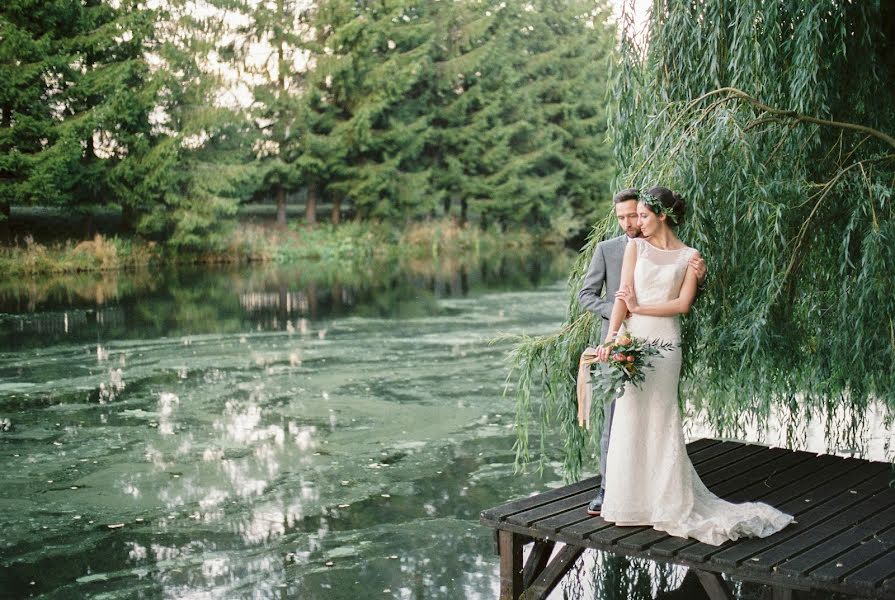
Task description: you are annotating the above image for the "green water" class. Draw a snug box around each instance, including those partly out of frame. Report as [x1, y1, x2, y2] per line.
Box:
[0, 255, 888, 600]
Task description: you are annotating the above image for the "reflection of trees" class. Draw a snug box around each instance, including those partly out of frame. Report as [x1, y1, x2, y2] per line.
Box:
[0, 250, 573, 351]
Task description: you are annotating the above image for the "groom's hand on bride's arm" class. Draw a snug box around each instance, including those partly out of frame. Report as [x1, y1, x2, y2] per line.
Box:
[689, 253, 707, 285]
[615, 284, 639, 313]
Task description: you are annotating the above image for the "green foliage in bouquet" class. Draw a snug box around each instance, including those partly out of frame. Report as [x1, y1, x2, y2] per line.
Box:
[595, 336, 676, 397]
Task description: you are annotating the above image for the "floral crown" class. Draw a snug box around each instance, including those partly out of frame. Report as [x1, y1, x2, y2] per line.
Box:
[638, 190, 676, 224]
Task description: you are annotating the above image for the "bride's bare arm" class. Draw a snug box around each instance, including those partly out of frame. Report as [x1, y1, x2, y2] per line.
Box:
[604, 240, 637, 343]
[628, 254, 701, 317]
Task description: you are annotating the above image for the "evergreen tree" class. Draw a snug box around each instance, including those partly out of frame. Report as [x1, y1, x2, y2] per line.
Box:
[0, 1, 161, 233]
[103, 0, 251, 246]
[310, 0, 440, 222]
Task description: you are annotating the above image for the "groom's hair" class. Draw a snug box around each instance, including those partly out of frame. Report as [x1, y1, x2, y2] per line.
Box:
[613, 188, 640, 204]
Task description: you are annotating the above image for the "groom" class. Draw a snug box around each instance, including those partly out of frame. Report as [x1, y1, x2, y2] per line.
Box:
[578, 188, 706, 515]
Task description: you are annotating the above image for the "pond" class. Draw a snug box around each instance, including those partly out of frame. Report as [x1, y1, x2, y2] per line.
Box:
[0, 253, 890, 599]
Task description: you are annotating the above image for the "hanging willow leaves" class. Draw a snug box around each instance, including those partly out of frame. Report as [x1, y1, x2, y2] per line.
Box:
[511, 0, 895, 480]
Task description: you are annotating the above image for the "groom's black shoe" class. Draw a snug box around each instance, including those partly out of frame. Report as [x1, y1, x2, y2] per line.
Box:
[586, 488, 605, 516]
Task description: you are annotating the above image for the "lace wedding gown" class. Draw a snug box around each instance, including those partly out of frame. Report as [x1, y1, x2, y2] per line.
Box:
[600, 237, 793, 546]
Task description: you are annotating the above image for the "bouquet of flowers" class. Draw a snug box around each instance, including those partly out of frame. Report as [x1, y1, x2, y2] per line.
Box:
[577, 334, 676, 428]
[598, 334, 675, 392]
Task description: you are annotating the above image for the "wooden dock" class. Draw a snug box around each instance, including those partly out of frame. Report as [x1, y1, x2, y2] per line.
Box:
[480, 438, 895, 600]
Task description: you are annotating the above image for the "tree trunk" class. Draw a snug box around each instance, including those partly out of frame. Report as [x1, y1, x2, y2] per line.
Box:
[0, 201, 10, 242]
[330, 194, 341, 225]
[1, 105, 10, 128]
[276, 184, 287, 226]
[443, 195, 451, 218]
[305, 182, 318, 226]
[460, 198, 468, 226]
[121, 204, 136, 234]
[83, 212, 95, 239]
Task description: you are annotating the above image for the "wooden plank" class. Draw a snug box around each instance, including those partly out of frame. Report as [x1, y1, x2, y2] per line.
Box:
[811, 516, 895, 586]
[483, 439, 721, 528]
[842, 548, 895, 592]
[499, 530, 524, 600]
[519, 544, 585, 600]
[507, 489, 600, 528]
[686, 437, 725, 454]
[708, 449, 821, 499]
[559, 514, 617, 539]
[587, 524, 651, 546]
[669, 455, 871, 563]
[533, 504, 595, 534]
[719, 453, 846, 503]
[519, 440, 753, 540]
[774, 491, 895, 577]
[745, 488, 895, 571]
[691, 443, 771, 478]
[688, 440, 752, 467]
[616, 447, 815, 553]
[708, 462, 890, 568]
[684, 473, 876, 568]
[880, 575, 895, 597]
[481, 477, 600, 523]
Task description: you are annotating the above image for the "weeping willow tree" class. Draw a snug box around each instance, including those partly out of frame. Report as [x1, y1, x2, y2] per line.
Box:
[512, 0, 895, 480]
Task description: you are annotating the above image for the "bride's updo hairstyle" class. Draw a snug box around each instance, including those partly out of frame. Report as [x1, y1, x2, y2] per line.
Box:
[642, 186, 686, 226]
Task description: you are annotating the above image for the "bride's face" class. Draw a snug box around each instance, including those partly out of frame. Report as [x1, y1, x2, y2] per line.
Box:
[637, 201, 664, 237]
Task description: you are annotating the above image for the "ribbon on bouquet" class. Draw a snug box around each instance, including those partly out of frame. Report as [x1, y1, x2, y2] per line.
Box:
[576, 347, 603, 429]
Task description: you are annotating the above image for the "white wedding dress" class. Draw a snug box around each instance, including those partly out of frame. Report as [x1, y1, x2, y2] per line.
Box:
[600, 237, 793, 546]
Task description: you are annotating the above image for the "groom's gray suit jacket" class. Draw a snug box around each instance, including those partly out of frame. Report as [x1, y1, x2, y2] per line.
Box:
[577, 233, 629, 487]
[578, 234, 629, 344]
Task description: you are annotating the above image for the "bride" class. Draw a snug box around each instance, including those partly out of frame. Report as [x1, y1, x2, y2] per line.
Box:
[595, 186, 793, 546]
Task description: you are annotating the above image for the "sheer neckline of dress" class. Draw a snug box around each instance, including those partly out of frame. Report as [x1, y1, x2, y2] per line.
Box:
[637, 238, 689, 253]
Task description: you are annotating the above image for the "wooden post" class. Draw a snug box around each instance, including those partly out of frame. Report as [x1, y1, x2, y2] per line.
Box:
[772, 588, 811, 600]
[522, 539, 555, 588]
[499, 530, 524, 600]
[519, 544, 584, 600]
[692, 569, 734, 600]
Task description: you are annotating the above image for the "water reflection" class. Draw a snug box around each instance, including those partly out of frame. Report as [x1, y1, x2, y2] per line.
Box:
[0, 250, 890, 599]
[0, 252, 570, 350]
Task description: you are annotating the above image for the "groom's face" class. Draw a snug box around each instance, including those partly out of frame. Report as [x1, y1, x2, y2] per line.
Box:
[615, 200, 641, 238]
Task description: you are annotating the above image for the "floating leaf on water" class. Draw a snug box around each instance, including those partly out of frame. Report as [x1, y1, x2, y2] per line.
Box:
[381, 494, 390, 498]
[324, 561, 334, 567]
[388, 555, 398, 560]
[107, 523, 125, 529]
[337, 504, 350, 508]
[340, 481, 349, 485]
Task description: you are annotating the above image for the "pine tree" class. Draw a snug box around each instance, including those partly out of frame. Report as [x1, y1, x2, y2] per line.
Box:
[428, 0, 614, 231]
[99, 0, 252, 247]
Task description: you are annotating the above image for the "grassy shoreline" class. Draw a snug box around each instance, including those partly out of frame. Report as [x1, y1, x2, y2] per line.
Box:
[0, 220, 543, 277]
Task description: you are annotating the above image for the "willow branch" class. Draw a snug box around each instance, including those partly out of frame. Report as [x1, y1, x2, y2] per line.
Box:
[779, 153, 895, 289]
[694, 87, 895, 149]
